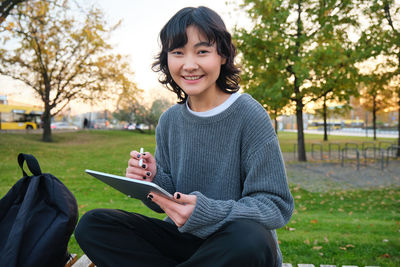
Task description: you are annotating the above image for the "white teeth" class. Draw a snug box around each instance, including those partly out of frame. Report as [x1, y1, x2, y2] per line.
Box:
[184, 76, 201, 80]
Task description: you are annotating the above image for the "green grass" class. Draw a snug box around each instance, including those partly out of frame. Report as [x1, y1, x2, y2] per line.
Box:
[0, 130, 399, 266]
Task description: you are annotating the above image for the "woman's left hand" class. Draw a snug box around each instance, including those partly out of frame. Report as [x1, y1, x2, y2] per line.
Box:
[149, 192, 197, 227]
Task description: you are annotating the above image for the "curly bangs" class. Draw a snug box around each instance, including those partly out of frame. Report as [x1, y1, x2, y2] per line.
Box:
[152, 6, 241, 103]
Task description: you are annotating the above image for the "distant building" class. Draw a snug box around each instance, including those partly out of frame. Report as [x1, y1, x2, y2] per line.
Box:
[0, 95, 8, 104]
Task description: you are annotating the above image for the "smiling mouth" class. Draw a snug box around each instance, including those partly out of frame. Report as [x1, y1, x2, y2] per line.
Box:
[183, 75, 203, 80]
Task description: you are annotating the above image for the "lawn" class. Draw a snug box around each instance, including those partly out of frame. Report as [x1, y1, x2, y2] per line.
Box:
[0, 130, 399, 266]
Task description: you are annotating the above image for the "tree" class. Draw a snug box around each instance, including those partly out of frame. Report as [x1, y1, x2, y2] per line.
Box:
[147, 99, 171, 130]
[234, 0, 357, 161]
[308, 38, 359, 141]
[359, 0, 400, 152]
[359, 74, 392, 140]
[0, 0, 138, 141]
[115, 97, 172, 132]
[0, 0, 25, 24]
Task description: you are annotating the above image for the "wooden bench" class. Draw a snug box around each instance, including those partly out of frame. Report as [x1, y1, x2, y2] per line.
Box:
[65, 254, 95, 267]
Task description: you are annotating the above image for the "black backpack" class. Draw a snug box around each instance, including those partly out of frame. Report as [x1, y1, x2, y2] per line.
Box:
[0, 153, 79, 267]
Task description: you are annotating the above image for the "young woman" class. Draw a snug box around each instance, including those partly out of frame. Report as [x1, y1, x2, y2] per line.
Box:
[75, 6, 294, 267]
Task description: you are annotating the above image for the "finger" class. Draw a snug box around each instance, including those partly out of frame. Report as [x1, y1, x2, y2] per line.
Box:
[149, 192, 178, 210]
[128, 157, 140, 168]
[129, 150, 140, 159]
[174, 192, 197, 205]
[126, 167, 152, 180]
[140, 151, 156, 164]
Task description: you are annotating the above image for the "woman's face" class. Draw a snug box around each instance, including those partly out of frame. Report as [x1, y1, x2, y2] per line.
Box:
[167, 26, 226, 99]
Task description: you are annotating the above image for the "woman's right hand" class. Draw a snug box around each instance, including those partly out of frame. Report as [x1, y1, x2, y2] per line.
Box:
[126, 150, 157, 181]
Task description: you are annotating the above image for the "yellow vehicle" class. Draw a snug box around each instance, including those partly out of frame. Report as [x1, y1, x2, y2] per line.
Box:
[0, 104, 43, 130]
[343, 119, 365, 128]
[307, 120, 344, 130]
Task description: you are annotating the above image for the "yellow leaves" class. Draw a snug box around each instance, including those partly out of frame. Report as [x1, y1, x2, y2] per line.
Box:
[339, 244, 355, 250]
[310, 219, 318, 224]
[5, 22, 15, 31]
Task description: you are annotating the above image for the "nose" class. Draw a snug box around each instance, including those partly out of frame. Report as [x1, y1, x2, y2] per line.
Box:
[182, 55, 198, 72]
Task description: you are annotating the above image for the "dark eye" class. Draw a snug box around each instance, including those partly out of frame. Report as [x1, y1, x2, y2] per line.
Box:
[198, 50, 209, 54]
[170, 50, 183, 55]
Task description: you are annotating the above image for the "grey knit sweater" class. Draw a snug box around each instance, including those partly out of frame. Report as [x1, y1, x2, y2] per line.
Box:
[146, 93, 294, 264]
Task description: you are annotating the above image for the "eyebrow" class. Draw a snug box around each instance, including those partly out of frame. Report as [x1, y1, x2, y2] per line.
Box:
[194, 41, 213, 48]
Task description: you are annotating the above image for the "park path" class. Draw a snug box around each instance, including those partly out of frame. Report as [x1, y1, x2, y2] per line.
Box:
[283, 152, 400, 192]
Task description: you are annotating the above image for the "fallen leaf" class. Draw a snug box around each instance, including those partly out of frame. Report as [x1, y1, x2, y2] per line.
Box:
[380, 253, 391, 258]
[339, 247, 347, 250]
[324, 236, 329, 243]
[346, 244, 355, 248]
[304, 239, 310, 245]
[310, 219, 318, 224]
[312, 246, 323, 250]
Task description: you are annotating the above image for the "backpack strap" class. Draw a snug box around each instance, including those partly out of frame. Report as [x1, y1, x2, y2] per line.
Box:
[18, 153, 42, 177]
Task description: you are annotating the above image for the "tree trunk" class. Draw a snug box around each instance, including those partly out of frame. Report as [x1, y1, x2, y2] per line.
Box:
[373, 96, 377, 140]
[397, 97, 400, 157]
[295, 0, 306, 162]
[42, 83, 52, 142]
[323, 95, 328, 141]
[397, 56, 400, 157]
[296, 96, 307, 161]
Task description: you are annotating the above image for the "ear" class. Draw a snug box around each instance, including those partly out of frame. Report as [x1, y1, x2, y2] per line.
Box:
[221, 57, 227, 65]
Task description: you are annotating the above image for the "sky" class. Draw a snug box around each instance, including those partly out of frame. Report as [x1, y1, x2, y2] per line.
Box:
[0, 0, 249, 114]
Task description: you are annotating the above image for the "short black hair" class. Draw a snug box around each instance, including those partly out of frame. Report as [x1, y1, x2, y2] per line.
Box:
[152, 6, 241, 104]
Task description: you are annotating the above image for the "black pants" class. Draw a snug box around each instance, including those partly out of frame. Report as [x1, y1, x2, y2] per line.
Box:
[75, 209, 277, 267]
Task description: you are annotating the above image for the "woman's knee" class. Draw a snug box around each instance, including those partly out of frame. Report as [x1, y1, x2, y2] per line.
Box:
[75, 209, 110, 244]
[221, 220, 277, 264]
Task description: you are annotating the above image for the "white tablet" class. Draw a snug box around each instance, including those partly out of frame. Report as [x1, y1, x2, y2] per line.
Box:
[85, 169, 175, 202]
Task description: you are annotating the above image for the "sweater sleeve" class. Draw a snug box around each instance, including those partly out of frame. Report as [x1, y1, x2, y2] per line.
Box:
[152, 116, 176, 194]
[141, 111, 177, 213]
[178, 136, 294, 238]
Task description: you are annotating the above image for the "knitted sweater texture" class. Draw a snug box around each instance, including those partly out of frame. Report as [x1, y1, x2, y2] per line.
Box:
[146, 93, 294, 264]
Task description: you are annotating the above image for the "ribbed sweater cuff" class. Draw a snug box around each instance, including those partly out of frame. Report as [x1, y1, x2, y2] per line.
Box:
[178, 191, 217, 238]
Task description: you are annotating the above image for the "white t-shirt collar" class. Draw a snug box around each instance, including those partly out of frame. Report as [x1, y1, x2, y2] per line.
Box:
[186, 92, 241, 117]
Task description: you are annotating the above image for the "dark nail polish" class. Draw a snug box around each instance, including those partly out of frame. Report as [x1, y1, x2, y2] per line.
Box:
[142, 176, 146, 180]
[149, 194, 153, 199]
[142, 164, 146, 169]
[137, 154, 141, 158]
[143, 153, 146, 156]
[147, 195, 152, 200]
[177, 193, 181, 199]
[146, 172, 151, 176]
